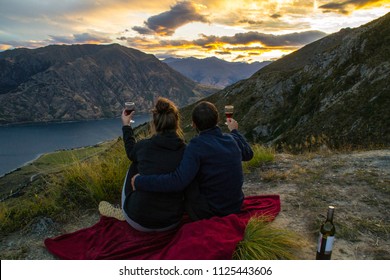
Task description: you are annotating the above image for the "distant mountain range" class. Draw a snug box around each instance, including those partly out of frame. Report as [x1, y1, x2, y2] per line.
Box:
[0, 44, 217, 125]
[164, 57, 271, 88]
[181, 12, 390, 149]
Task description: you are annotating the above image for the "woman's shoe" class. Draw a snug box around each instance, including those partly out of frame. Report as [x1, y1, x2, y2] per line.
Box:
[98, 201, 125, 221]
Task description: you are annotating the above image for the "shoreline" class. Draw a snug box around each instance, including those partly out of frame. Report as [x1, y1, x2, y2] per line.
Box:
[0, 140, 115, 179]
[0, 139, 120, 201]
[0, 111, 151, 127]
[0, 115, 151, 178]
[0, 153, 44, 179]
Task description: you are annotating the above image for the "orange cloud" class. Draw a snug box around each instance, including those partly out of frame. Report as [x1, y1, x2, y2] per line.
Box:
[120, 29, 326, 62]
[319, 0, 389, 14]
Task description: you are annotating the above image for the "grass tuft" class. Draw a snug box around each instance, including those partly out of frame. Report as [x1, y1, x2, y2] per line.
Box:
[59, 140, 129, 206]
[243, 144, 275, 173]
[233, 216, 303, 260]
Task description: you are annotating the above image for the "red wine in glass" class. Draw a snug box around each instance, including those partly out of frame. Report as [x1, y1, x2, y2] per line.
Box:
[124, 102, 135, 123]
[224, 105, 234, 124]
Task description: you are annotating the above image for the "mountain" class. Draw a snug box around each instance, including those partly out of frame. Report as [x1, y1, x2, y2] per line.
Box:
[164, 56, 271, 88]
[0, 44, 218, 125]
[183, 13, 390, 150]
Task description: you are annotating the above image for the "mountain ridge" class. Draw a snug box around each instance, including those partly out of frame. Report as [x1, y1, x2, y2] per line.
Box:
[0, 44, 218, 125]
[163, 56, 271, 88]
[182, 12, 390, 149]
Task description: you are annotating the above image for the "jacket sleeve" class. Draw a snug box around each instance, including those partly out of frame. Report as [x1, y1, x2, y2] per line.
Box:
[134, 142, 200, 192]
[230, 129, 254, 161]
[122, 126, 136, 161]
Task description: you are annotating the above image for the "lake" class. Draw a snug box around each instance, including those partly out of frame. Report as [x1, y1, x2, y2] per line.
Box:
[0, 113, 151, 177]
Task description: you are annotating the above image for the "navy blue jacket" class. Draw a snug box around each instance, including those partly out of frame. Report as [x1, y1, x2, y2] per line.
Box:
[135, 126, 253, 216]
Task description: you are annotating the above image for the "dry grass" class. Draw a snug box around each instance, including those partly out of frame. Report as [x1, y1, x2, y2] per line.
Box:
[233, 216, 304, 260]
[60, 141, 129, 205]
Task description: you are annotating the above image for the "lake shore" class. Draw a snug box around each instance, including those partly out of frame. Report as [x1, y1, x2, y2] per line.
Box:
[0, 114, 151, 177]
[0, 139, 117, 201]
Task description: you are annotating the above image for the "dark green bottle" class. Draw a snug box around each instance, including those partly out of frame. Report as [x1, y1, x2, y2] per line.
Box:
[316, 206, 335, 260]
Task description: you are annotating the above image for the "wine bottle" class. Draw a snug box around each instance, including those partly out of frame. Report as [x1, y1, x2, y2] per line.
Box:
[316, 206, 336, 260]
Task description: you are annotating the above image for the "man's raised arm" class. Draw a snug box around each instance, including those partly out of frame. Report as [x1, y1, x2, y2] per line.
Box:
[226, 118, 253, 161]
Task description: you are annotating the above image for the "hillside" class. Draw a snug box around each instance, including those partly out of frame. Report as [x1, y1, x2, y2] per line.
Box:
[0, 44, 218, 125]
[187, 12, 390, 150]
[164, 56, 271, 88]
[1, 147, 389, 259]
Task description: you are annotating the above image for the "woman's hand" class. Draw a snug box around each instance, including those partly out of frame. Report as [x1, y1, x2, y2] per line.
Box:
[121, 109, 135, 126]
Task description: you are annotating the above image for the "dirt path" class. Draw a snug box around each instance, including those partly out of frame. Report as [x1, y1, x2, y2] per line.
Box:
[1, 149, 389, 259]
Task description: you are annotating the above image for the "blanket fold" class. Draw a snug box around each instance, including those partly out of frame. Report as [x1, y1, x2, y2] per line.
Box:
[44, 195, 280, 260]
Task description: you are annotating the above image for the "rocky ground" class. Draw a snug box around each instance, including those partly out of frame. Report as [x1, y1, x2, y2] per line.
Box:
[1, 149, 389, 260]
[244, 149, 390, 260]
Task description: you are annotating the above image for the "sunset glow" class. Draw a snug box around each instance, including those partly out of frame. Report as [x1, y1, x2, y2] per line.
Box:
[1, 0, 389, 62]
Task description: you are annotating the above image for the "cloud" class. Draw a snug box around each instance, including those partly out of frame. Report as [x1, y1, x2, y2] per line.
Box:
[132, 1, 209, 36]
[319, 0, 387, 14]
[49, 32, 113, 45]
[131, 26, 155, 35]
[122, 29, 327, 60]
[192, 31, 327, 48]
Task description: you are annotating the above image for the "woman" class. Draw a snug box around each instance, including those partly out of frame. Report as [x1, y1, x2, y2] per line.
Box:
[120, 97, 185, 232]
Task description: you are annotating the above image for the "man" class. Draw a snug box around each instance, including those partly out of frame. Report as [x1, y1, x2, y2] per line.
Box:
[132, 101, 253, 220]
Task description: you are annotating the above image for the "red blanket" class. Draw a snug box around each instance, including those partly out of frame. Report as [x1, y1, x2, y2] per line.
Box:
[44, 195, 280, 260]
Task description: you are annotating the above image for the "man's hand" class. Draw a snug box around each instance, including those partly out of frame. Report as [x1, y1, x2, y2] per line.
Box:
[227, 118, 238, 131]
[131, 174, 140, 191]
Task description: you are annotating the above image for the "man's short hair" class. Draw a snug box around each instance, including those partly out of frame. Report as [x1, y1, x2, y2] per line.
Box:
[192, 101, 219, 131]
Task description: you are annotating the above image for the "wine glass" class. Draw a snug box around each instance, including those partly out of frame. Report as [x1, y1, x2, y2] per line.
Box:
[124, 102, 135, 123]
[224, 105, 234, 124]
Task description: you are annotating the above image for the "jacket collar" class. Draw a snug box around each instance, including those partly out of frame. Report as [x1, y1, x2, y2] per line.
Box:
[199, 126, 222, 136]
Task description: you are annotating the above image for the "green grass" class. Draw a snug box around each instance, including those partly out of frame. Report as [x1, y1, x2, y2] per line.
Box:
[243, 144, 275, 173]
[233, 216, 304, 260]
[58, 140, 129, 205]
[0, 139, 128, 234]
[0, 140, 115, 200]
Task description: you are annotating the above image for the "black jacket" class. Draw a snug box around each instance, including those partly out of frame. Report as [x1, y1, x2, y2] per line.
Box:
[122, 126, 185, 228]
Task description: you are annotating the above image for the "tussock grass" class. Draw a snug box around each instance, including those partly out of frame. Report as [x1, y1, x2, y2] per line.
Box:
[233, 216, 303, 260]
[0, 139, 130, 234]
[243, 144, 275, 173]
[0, 184, 60, 234]
[58, 140, 129, 206]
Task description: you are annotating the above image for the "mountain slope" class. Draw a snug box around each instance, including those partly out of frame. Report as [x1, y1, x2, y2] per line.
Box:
[0, 44, 217, 124]
[164, 56, 271, 88]
[186, 13, 390, 149]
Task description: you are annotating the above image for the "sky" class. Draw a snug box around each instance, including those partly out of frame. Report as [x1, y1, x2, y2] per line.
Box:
[0, 0, 389, 62]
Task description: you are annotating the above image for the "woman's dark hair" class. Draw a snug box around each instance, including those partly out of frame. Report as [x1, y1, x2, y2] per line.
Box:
[192, 101, 219, 131]
[151, 97, 183, 138]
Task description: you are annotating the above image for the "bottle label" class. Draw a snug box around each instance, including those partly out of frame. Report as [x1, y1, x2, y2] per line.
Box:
[317, 234, 335, 252]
